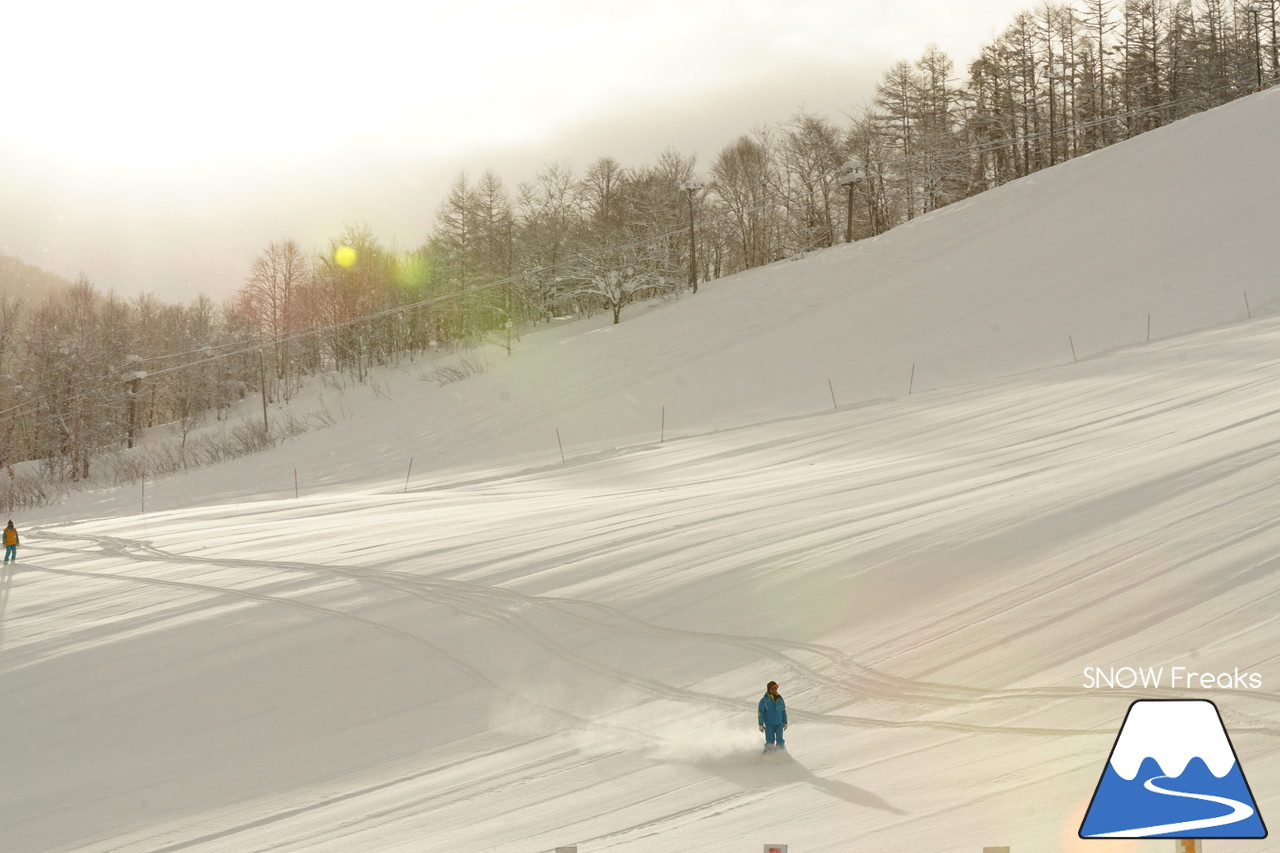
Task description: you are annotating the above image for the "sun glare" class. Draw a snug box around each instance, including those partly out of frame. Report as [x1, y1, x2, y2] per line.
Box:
[334, 246, 358, 268]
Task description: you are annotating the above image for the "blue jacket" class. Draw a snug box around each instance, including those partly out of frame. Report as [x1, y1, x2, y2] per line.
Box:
[758, 692, 787, 726]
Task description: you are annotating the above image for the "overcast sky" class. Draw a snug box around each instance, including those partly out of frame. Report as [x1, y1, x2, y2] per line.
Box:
[1, 0, 1037, 303]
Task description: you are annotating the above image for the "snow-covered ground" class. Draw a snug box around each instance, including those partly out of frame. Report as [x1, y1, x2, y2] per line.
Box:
[3, 90, 1280, 852]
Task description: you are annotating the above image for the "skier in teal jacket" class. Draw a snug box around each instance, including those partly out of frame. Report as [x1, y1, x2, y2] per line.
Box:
[757, 681, 788, 752]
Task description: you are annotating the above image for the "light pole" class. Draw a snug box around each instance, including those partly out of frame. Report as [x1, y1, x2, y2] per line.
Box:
[1250, 2, 1267, 89]
[124, 355, 144, 449]
[838, 158, 865, 243]
[1043, 64, 1062, 165]
[679, 181, 703, 293]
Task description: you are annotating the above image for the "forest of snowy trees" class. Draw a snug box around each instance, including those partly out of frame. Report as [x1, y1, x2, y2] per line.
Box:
[0, 0, 1275, 505]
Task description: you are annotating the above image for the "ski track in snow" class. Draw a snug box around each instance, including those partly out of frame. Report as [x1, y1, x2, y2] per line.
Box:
[26, 531, 1106, 737]
[22, 540, 635, 742]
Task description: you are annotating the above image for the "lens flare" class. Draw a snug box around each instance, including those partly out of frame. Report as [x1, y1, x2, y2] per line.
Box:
[334, 245, 358, 268]
[394, 254, 432, 290]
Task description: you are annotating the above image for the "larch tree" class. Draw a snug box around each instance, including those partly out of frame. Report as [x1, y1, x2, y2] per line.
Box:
[241, 239, 310, 398]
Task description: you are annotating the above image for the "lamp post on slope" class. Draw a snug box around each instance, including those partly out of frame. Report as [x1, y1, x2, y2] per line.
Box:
[1250, 2, 1266, 89]
[838, 158, 866, 243]
[679, 180, 704, 293]
[1043, 63, 1062, 165]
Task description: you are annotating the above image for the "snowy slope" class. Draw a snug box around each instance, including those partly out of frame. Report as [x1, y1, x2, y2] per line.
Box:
[61, 87, 1280, 518]
[3, 91, 1280, 852]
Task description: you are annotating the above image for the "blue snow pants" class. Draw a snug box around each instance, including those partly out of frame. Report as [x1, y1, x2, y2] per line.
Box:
[4, 545, 15, 563]
[764, 724, 785, 748]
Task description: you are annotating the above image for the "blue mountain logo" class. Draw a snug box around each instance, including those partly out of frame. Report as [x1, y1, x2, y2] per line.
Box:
[1080, 700, 1266, 839]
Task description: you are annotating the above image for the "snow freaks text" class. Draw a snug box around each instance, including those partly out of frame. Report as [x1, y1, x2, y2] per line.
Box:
[1082, 666, 1263, 690]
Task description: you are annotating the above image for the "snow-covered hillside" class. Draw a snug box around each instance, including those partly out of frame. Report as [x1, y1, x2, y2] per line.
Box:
[3, 90, 1280, 852]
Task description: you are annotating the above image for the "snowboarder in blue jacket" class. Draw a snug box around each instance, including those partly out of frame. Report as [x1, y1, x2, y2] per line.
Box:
[758, 681, 787, 752]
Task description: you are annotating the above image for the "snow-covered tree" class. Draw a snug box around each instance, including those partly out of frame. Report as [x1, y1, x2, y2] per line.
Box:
[561, 235, 676, 325]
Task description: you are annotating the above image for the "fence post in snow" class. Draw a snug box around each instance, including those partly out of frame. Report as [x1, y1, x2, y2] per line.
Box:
[556, 429, 566, 464]
[1147, 313, 1151, 343]
[404, 457, 413, 493]
[908, 363, 916, 395]
[828, 379, 838, 410]
[294, 469, 299, 499]
[1244, 291, 1252, 319]
[661, 406, 665, 443]
[1070, 335, 1078, 363]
